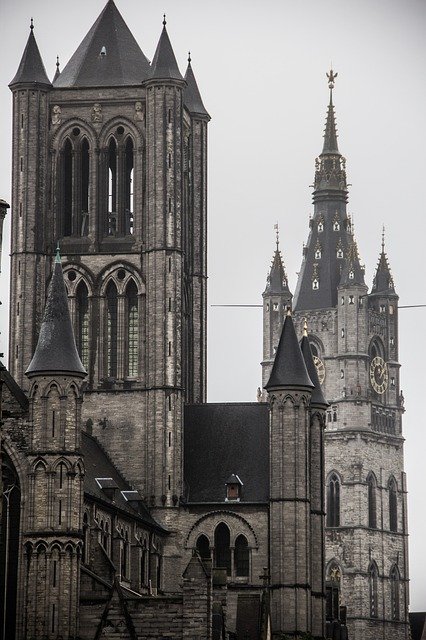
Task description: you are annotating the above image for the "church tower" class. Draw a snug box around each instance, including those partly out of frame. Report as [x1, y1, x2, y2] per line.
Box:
[8, 3, 209, 524]
[22, 249, 86, 639]
[264, 72, 409, 639]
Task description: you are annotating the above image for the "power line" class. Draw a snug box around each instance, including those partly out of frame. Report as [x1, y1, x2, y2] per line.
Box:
[211, 304, 426, 309]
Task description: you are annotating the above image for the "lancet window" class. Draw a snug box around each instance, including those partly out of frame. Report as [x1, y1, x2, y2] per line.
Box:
[390, 565, 400, 620]
[60, 132, 90, 237]
[106, 282, 118, 378]
[214, 523, 231, 576]
[126, 280, 139, 377]
[76, 281, 89, 370]
[196, 534, 211, 560]
[234, 534, 249, 577]
[367, 473, 377, 529]
[369, 562, 378, 618]
[389, 478, 398, 532]
[105, 132, 135, 236]
[326, 473, 340, 527]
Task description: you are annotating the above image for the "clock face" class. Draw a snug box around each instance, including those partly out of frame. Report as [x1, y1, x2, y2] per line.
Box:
[370, 356, 388, 394]
[313, 355, 326, 385]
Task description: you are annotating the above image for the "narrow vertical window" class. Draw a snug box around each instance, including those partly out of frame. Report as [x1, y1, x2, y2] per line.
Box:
[234, 535, 249, 577]
[82, 512, 89, 564]
[81, 138, 90, 235]
[390, 566, 400, 620]
[389, 478, 397, 532]
[106, 281, 118, 378]
[140, 548, 146, 586]
[124, 138, 134, 234]
[126, 280, 138, 377]
[63, 139, 73, 236]
[368, 473, 377, 529]
[214, 523, 231, 576]
[326, 473, 340, 527]
[108, 138, 117, 235]
[76, 281, 89, 370]
[52, 560, 57, 587]
[196, 534, 211, 559]
[369, 562, 378, 618]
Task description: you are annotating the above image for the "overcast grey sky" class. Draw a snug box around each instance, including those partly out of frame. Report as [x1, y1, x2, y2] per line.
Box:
[0, 0, 425, 610]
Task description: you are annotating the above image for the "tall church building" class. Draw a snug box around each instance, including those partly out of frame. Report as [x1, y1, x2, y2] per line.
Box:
[262, 72, 409, 639]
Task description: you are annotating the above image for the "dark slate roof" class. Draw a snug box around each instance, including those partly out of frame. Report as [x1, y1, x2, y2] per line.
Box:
[82, 432, 163, 531]
[184, 403, 269, 503]
[265, 314, 313, 390]
[148, 24, 183, 82]
[263, 245, 292, 296]
[371, 242, 396, 295]
[54, 0, 150, 88]
[300, 335, 327, 407]
[10, 28, 52, 88]
[410, 612, 426, 640]
[183, 59, 209, 117]
[339, 239, 366, 287]
[26, 254, 86, 377]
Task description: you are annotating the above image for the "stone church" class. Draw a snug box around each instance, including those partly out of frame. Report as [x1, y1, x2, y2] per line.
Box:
[0, 1, 409, 639]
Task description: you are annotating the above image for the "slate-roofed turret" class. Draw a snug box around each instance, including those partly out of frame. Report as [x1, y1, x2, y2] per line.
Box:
[54, 0, 150, 87]
[26, 250, 86, 378]
[339, 237, 366, 287]
[10, 21, 52, 88]
[265, 312, 313, 390]
[300, 328, 327, 407]
[264, 236, 292, 296]
[371, 230, 396, 295]
[148, 17, 184, 82]
[184, 54, 210, 118]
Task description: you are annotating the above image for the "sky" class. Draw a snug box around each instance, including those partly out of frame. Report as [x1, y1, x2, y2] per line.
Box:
[0, 0, 425, 611]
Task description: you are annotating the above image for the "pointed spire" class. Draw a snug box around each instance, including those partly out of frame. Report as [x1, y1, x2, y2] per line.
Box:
[265, 313, 313, 390]
[26, 256, 86, 378]
[54, 0, 150, 88]
[184, 53, 210, 118]
[300, 331, 327, 407]
[322, 69, 339, 154]
[10, 20, 52, 88]
[339, 237, 366, 287]
[371, 227, 396, 295]
[148, 18, 184, 82]
[52, 55, 61, 83]
[264, 225, 292, 295]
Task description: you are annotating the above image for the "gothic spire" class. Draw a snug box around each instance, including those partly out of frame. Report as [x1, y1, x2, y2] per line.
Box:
[148, 18, 184, 82]
[184, 54, 210, 118]
[54, 0, 150, 87]
[300, 328, 327, 407]
[10, 20, 52, 88]
[263, 226, 292, 296]
[322, 69, 339, 154]
[26, 251, 86, 378]
[371, 227, 396, 295]
[339, 236, 366, 287]
[265, 312, 313, 391]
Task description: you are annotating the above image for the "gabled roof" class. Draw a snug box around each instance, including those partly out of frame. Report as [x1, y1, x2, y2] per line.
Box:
[54, 0, 150, 88]
[300, 335, 327, 407]
[148, 22, 183, 82]
[184, 58, 209, 118]
[184, 403, 269, 503]
[26, 251, 86, 377]
[265, 313, 313, 390]
[10, 26, 51, 88]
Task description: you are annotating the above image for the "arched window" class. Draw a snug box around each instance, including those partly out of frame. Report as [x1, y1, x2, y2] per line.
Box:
[125, 138, 134, 234]
[367, 473, 377, 529]
[390, 565, 400, 620]
[389, 478, 397, 532]
[107, 138, 117, 235]
[62, 139, 73, 236]
[80, 138, 90, 235]
[82, 512, 89, 564]
[369, 562, 378, 618]
[326, 563, 341, 622]
[76, 281, 89, 370]
[126, 280, 138, 377]
[234, 535, 249, 577]
[121, 529, 129, 579]
[326, 473, 340, 527]
[106, 282, 118, 378]
[214, 523, 231, 576]
[140, 546, 147, 587]
[196, 534, 211, 560]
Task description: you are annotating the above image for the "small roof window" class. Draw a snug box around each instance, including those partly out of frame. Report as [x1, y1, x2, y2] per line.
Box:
[225, 474, 243, 502]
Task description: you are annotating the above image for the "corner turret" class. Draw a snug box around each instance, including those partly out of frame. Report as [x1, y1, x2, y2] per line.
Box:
[9, 20, 52, 88]
[370, 228, 396, 296]
[147, 17, 184, 83]
[184, 54, 210, 119]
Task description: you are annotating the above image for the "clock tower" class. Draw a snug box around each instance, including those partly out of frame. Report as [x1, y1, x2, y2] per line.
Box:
[264, 72, 409, 639]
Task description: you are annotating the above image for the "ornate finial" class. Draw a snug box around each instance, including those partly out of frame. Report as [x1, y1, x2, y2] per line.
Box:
[56, 55, 60, 71]
[274, 222, 279, 250]
[30, 17, 34, 31]
[55, 241, 61, 263]
[303, 319, 308, 337]
[163, 13, 166, 26]
[188, 51, 191, 64]
[381, 225, 385, 252]
[326, 68, 338, 90]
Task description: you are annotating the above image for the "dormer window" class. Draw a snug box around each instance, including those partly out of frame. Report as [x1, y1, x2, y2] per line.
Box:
[315, 248, 322, 259]
[312, 278, 319, 290]
[225, 474, 243, 501]
[318, 222, 324, 233]
[349, 295, 354, 305]
[349, 270, 354, 280]
[390, 336, 394, 346]
[96, 477, 119, 501]
[380, 305, 386, 313]
[337, 248, 343, 259]
[273, 302, 278, 311]
[333, 221, 340, 231]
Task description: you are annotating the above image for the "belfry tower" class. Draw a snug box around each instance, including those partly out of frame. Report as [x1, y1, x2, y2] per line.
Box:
[264, 71, 409, 639]
[8, 2, 209, 519]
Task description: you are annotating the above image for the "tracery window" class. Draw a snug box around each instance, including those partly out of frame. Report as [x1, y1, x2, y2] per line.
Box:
[105, 132, 135, 236]
[369, 562, 378, 618]
[234, 534, 249, 577]
[389, 478, 398, 532]
[125, 138, 134, 234]
[60, 133, 90, 237]
[107, 138, 117, 234]
[76, 281, 89, 370]
[390, 565, 400, 620]
[63, 138, 73, 236]
[196, 534, 211, 560]
[126, 280, 139, 377]
[106, 282, 118, 378]
[367, 473, 377, 529]
[214, 523, 231, 576]
[326, 473, 340, 527]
